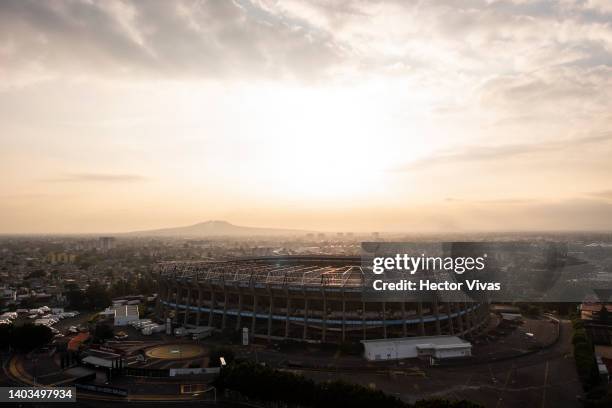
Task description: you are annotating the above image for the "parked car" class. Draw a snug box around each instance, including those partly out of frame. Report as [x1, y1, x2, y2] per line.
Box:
[114, 331, 129, 340]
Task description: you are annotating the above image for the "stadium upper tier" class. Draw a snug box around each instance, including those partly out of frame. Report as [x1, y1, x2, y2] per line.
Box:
[158, 256, 368, 289]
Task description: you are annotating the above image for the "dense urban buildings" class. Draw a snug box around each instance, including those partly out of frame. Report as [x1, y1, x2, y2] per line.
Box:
[1, 231, 611, 406]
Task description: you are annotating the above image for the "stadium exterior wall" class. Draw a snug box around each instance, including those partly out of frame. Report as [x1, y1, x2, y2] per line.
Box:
[155, 256, 489, 344]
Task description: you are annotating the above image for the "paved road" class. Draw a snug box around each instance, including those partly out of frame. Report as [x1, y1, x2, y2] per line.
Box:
[298, 320, 582, 408]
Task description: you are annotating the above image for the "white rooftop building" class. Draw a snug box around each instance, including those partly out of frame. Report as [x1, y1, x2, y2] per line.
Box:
[101, 305, 139, 326]
[361, 335, 472, 362]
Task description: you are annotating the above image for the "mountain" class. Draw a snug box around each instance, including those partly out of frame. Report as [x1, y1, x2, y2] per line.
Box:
[126, 220, 309, 237]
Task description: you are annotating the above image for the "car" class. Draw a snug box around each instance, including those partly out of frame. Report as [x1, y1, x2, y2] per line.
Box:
[114, 332, 129, 340]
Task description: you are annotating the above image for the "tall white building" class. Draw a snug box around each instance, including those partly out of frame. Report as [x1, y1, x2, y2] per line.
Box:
[98, 236, 116, 252]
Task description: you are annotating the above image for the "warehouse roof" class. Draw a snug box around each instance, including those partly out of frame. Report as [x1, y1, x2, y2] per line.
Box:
[82, 355, 114, 368]
[423, 343, 472, 350]
[361, 335, 470, 347]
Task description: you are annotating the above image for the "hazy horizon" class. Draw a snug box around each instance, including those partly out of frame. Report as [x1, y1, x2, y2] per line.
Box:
[1, 218, 612, 237]
[2, 1, 612, 234]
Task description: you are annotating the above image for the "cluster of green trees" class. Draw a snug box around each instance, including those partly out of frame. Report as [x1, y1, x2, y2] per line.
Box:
[109, 276, 155, 298]
[65, 282, 111, 310]
[583, 389, 612, 408]
[214, 361, 482, 408]
[514, 302, 580, 318]
[0, 323, 53, 352]
[64, 274, 156, 311]
[25, 269, 47, 280]
[517, 303, 541, 317]
[93, 323, 114, 343]
[572, 318, 612, 408]
[572, 319, 599, 390]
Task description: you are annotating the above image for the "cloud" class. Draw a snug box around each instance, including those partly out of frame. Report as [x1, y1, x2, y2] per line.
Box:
[1, 0, 611, 124]
[586, 189, 612, 200]
[444, 197, 535, 205]
[0, 0, 346, 86]
[2, 1, 612, 234]
[44, 173, 146, 183]
[395, 132, 612, 171]
[479, 65, 612, 116]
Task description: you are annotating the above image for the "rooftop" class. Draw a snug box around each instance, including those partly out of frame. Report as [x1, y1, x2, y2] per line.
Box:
[159, 256, 367, 288]
[361, 335, 470, 347]
[114, 305, 139, 317]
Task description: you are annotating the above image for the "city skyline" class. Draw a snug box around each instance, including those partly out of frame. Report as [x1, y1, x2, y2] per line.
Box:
[1, 0, 612, 233]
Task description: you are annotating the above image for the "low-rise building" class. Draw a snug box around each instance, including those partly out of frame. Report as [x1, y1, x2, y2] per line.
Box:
[101, 305, 139, 326]
[361, 335, 472, 362]
[1, 287, 17, 303]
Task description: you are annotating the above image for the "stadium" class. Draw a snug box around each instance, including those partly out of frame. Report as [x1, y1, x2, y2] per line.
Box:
[156, 256, 489, 343]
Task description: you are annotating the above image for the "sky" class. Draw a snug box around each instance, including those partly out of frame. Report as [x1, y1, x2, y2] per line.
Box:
[1, 0, 612, 234]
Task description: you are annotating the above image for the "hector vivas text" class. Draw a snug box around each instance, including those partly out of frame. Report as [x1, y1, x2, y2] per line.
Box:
[371, 254, 501, 292]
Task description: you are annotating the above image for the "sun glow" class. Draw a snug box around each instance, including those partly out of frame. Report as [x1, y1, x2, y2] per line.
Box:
[223, 82, 432, 202]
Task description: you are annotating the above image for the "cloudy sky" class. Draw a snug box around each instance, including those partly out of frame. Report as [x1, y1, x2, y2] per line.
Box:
[1, 0, 612, 233]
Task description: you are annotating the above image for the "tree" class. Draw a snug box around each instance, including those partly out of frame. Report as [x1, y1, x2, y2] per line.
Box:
[93, 323, 114, 343]
[596, 305, 610, 324]
[136, 275, 155, 295]
[25, 270, 46, 279]
[109, 279, 134, 298]
[10, 324, 53, 352]
[65, 287, 86, 310]
[65, 282, 110, 310]
[0, 324, 13, 349]
[572, 319, 600, 390]
[19, 297, 37, 309]
[214, 361, 407, 408]
[85, 282, 111, 310]
[214, 361, 484, 408]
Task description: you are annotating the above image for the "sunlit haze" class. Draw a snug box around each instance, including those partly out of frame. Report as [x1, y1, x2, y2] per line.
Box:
[1, 0, 612, 233]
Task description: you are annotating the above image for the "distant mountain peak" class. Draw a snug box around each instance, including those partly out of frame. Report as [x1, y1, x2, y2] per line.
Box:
[195, 220, 232, 226]
[126, 220, 308, 237]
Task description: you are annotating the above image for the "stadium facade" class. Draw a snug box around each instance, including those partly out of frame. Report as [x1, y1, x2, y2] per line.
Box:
[156, 256, 489, 343]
